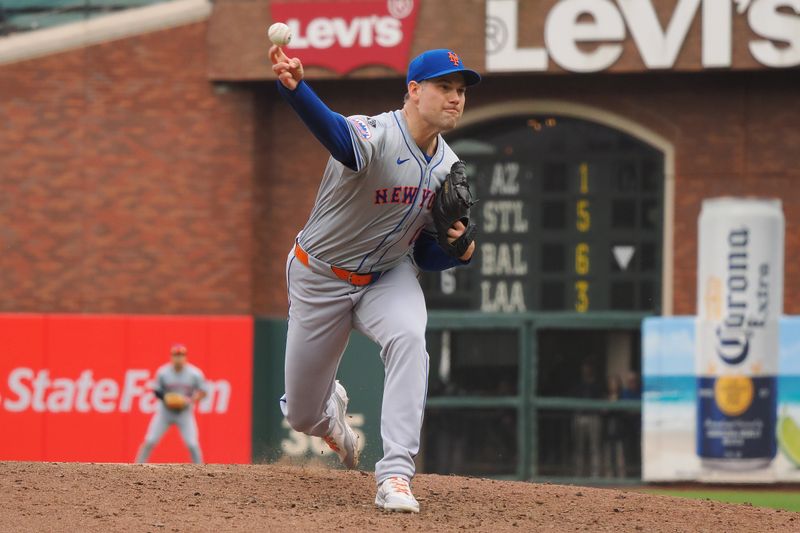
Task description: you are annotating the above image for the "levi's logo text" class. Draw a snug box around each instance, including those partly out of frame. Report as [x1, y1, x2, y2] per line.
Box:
[486, 0, 800, 72]
[270, 1, 420, 75]
[375, 187, 435, 209]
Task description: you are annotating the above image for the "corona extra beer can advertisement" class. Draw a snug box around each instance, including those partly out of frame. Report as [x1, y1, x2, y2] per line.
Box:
[643, 198, 800, 482]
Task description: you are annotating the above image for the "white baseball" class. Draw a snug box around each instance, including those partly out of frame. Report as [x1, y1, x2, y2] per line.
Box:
[268, 22, 292, 46]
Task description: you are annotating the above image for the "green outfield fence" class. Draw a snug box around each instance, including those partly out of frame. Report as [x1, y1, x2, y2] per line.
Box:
[252, 311, 646, 485]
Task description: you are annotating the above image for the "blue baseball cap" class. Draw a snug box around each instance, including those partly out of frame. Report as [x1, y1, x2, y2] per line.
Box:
[406, 49, 481, 87]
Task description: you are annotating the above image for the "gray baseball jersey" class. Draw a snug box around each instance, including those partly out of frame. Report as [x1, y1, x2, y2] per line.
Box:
[283, 109, 464, 485]
[153, 362, 208, 398]
[298, 110, 460, 272]
[135, 363, 208, 464]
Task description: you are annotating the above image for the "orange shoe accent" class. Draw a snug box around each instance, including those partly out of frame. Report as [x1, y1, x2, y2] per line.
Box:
[388, 477, 412, 495]
[323, 435, 340, 452]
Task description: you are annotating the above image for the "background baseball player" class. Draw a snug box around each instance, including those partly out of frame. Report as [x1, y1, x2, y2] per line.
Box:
[135, 343, 208, 464]
[270, 43, 480, 513]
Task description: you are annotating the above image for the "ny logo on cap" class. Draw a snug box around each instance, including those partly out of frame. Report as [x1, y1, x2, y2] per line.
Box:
[448, 51, 460, 66]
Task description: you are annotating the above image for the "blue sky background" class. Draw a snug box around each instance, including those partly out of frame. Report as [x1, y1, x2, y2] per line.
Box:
[643, 316, 800, 376]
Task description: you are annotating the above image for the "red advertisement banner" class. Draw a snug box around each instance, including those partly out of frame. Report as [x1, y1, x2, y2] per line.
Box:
[0, 314, 253, 464]
[271, 0, 419, 75]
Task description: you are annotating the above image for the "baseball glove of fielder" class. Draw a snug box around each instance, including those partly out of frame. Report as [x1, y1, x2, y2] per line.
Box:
[163, 392, 189, 411]
[432, 160, 477, 258]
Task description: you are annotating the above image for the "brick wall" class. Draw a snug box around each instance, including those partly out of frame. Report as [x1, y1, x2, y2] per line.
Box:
[2, 23, 797, 317]
[0, 23, 255, 313]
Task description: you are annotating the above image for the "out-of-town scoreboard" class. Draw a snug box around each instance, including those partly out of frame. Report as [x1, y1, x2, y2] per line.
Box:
[422, 116, 664, 313]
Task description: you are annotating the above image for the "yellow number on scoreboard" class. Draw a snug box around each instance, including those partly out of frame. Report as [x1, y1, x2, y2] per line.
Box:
[579, 163, 589, 194]
[575, 243, 590, 275]
[575, 281, 589, 313]
[576, 199, 591, 232]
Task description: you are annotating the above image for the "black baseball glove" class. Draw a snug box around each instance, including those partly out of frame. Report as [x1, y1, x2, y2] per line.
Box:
[432, 160, 477, 258]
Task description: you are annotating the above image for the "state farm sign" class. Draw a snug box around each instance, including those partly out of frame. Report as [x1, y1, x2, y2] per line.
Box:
[270, 0, 419, 75]
[1, 368, 230, 414]
[487, 0, 800, 73]
[0, 314, 252, 463]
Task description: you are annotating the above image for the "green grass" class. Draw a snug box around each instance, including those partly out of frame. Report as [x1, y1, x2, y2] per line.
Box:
[644, 489, 800, 512]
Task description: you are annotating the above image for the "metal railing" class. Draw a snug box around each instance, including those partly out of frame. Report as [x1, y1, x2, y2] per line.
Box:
[423, 311, 646, 484]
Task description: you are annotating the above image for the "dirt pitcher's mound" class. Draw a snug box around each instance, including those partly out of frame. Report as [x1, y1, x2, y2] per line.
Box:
[0, 462, 797, 532]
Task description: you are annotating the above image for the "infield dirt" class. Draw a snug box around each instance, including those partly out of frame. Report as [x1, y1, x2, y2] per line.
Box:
[0, 462, 797, 532]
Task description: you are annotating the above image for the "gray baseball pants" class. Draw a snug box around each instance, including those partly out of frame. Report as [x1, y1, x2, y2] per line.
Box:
[135, 406, 203, 464]
[281, 248, 429, 485]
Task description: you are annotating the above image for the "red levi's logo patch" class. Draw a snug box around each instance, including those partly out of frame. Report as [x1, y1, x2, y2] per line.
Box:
[271, 1, 420, 75]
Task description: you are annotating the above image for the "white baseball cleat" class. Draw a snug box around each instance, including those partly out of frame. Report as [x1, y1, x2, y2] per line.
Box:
[322, 381, 360, 469]
[374, 477, 420, 513]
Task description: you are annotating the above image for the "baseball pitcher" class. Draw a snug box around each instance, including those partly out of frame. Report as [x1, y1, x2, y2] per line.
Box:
[271, 45, 480, 513]
[135, 344, 208, 464]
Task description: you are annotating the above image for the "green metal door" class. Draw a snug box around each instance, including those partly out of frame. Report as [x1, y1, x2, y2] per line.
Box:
[252, 319, 386, 470]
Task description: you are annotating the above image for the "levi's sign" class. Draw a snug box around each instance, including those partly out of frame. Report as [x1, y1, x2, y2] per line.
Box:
[486, 0, 800, 73]
[270, 0, 419, 75]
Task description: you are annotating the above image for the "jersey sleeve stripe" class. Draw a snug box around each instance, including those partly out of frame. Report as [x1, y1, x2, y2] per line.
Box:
[346, 122, 364, 172]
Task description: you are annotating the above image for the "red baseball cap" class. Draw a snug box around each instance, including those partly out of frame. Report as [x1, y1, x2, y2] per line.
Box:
[170, 343, 188, 356]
